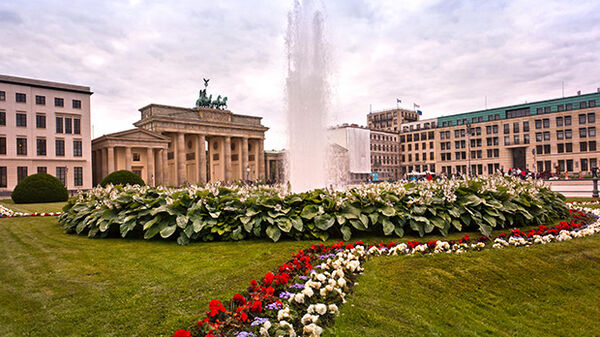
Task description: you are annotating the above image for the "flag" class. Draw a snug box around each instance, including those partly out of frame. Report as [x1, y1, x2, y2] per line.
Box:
[396, 98, 402, 103]
[417, 110, 423, 115]
[413, 103, 420, 109]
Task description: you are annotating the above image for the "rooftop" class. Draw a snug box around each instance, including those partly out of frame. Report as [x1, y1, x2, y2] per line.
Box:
[0, 74, 92, 94]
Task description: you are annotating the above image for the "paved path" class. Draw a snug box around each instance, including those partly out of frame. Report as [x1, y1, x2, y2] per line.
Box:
[546, 180, 598, 198]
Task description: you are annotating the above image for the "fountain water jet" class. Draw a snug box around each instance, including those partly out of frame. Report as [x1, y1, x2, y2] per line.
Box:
[285, 0, 330, 192]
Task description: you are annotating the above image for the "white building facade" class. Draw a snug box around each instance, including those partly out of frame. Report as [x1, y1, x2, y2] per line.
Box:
[0, 75, 93, 195]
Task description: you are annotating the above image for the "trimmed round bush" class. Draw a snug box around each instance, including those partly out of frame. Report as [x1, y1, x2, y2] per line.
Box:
[100, 170, 145, 187]
[11, 173, 68, 204]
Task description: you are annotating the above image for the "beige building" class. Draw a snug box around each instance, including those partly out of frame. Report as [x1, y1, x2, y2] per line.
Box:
[367, 108, 419, 132]
[92, 102, 268, 186]
[400, 91, 600, 177]
[370, 128, 401, 180]
[0, 75, 92, 195]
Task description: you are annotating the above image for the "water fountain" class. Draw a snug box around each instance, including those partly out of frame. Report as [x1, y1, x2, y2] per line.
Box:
[285, 0, 330, 192]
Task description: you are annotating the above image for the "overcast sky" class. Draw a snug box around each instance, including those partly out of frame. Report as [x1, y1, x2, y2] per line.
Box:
[2, 0, 600, 149]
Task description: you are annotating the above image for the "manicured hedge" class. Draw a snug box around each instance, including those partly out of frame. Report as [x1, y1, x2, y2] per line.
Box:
[11, 173, 68, 204]
[59, 177, 568, 244]
[100, 170, 145, 187]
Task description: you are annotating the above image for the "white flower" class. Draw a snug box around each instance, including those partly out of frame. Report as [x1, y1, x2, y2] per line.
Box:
[293, 293, 305, 304]
[328, 304, 339, 315]
[302, 286, 314, 298]
[314, 303, 327, 315]
[303, 323, 323, 337]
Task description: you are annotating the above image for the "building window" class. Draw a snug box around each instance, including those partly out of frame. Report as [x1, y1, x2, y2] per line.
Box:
[15, 93, 26, 103]
[56, 117, 63, 133]
[580, 101, 588, 109]
[536, 133, 542, 142]
[565, 116, 572, 126]
[133, 152, 140, 161]
[589, 100, 597, 108]
[557, 104, 564, 112]
[535, 120, 542, 129]
[0, 91, 5, 101]
[0, 136, 5, 155]
[36, 95, 46, 105]
[74, 167, 83, 186]
[543, 118, 550, 128]
[580, 142, 588, 152]
[37, 166, 47, 174]
[566, 103, 573, 111]
[17, 137, 27, 155]
[566, 159, 573, 172]
[580, 128, 587, 138]
[0, 166, 6, 187]
[54, 97, 64, 107]
[0, 111, 5, 125]
[504, 136, 510, 145]
[504, 124, 510, 134]
[544, 106, 551, 113]
[557, 144, 564, 153]
[72, 100, 81, 109]
[55, 139, 65, 156]
[589, 127, 596, 137]
[37, 138, 46, 156]
[588, 113, 595, 123]
[565, 129, 572, 139]
[543, 132, 550, 141]
[523, 121, 529, 132]
[36, 114, 46, 128]
[536, 108, 542, 114]
[74, 118, 81, 134]
[513, 122, 519, 133]
[581, 159, 589, 172]
[514, 135, 520, 144]
[524, 134, 530, 144]
[557, 130, 564, 140]
[73, 140, 82, 157]
[556, 117, 563, 127]
[56, 167, 66, 185]
[566, 143, 573, 152]
[544, 144, 551, 154]
[590, 141, 597, 151]
[16, 113, 27, 127]
[579, 114, 586, 124]
[17, 166, 28, 183]
[65, 117, 72, 134]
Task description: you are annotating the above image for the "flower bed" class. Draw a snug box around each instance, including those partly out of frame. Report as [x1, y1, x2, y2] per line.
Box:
[58, 177, 567, 244]
[174, 207, 599, 337]
[0, 204, 61, 218]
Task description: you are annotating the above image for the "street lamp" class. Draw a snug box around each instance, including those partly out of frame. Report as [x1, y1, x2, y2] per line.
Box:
[466, 123, 471, 177]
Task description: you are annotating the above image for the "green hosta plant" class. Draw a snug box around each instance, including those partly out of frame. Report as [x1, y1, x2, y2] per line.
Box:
[59, 176, 568, 244]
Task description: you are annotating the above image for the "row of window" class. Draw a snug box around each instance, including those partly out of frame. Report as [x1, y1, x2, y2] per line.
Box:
[371, 155, 398, 166]
[402, 141, 434, 152]
[536, 100, 597, 114]
[0, 111, 81, 134]
[0, 91, 82, 108]
[0, 166, 83, 187]
[371, 133, 398, 141]
[400, 131, 435, 143]
[0, 136, 82, 157]
[405, 164, 436, 173]
[370, 143, 398, 152]
[403, 152, 435, 162]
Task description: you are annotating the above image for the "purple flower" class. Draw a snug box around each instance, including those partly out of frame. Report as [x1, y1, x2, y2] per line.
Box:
[279, 291, 293, 299]
[235, 332, 257, 337]
[290, 283, 305, 289]
[266, 302, 282, 310]
[250, 317, 269, 327]
[298, 275, 309, 281]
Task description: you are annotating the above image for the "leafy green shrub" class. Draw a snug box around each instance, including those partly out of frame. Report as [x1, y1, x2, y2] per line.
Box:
[11, 173, 68, 204]
[100, 170, 145, 187]
[59, 176, 569, 244]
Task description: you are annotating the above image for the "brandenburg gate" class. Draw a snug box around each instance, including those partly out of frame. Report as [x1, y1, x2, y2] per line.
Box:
[91, 83, 268, 186]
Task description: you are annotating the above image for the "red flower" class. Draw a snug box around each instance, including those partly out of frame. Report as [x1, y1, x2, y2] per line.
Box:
[250, 280, 258, 288]
[265, 286, 274, 295]
[233, 293, 246, 305]
[208, 300, 226, 317]
[345, 244, 354, 250]
[250, 300, 263, 312]
[240, 311, 248, 322]
[206, 331, 215, 337]
[173, 329, 191, 337]
[263, 272, 275, 285]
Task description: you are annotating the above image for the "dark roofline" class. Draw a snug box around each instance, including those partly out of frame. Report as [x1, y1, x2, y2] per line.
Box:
[0, 74, 93, 95]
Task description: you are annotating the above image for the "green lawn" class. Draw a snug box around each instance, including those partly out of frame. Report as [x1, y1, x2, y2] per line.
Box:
[0, 199, 66, 213]
[0, 200, 599, 336]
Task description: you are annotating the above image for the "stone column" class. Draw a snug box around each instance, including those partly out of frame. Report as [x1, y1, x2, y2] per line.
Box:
[241, 137, 249, 181]
[101, 148, 107, 180]
[107, 147, 115, 174]
[146, 147, 154, 186]
[177, 133, 186, 185]
[197, 134, 207, 184]
[258, 139, 265, 180]
[224, 136, 232, 183]
[161, 148, 169, 185]
[125, 146, 132, 171]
